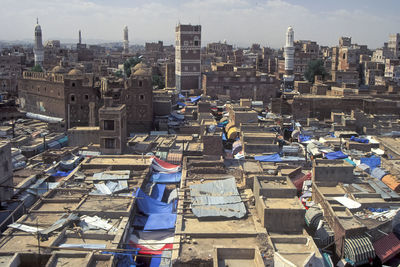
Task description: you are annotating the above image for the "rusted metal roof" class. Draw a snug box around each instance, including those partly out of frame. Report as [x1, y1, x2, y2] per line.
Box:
[166, 151, 182, 165]
[373, 232, 400, 263]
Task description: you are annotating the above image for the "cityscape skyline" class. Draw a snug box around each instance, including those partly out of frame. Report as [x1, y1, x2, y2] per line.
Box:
[0, 0, 399, 48]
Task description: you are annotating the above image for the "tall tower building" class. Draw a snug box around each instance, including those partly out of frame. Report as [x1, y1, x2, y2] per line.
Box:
[34, 18, 44, 67]
[175, 24, 201, 93]
[79, 29, 82, 44]
[389, 33, 400, 59]
[283, 26, 295, 90]
[123, 25, 129, 54]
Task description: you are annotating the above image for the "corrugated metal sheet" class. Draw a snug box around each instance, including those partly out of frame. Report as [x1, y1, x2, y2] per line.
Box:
[189, 178, 246, 219]
[344, 235, 375, 266]
[92, 170, 130, 181]
[373, 232, 400, 263]
[166, 152, 182, 165]
[282, 145, 299, 153]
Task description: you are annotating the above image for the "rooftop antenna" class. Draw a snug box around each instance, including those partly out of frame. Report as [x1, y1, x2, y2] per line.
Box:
[36, 17, 39, 24]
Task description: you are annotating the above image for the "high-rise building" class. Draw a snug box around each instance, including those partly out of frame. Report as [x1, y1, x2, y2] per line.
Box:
[283, 26, 295, 90]
[175, 24, 201, 93]
[389, 33, 400, 59]
[34, 18, 44, 67]
[123, 25, 129, 54]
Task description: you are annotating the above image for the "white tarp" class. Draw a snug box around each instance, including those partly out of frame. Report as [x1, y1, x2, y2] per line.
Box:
[8, 223, 43, 233]
[80, 215, 117, 232]
[333, 196, 361, 209]
[129, 231, 174, 251]
[59, 244, 106, 249]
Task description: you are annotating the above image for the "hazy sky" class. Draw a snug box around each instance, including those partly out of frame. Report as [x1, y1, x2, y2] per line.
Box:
[1, 0, 399, 48]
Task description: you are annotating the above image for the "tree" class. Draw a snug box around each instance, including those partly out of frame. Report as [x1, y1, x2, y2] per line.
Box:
[31, 64, 43, 72]
[114, 70, 123, 78]
[304, 59, 327, 83]
[124, 57, 141, 77]
[152, 74, 165, 89]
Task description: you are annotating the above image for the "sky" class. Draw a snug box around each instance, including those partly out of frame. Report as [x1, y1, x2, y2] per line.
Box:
[0, 0, 399, 48]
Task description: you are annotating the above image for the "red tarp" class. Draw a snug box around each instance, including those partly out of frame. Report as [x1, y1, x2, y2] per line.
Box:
[292, 172, 312, 192]
[151, 156, 181, 173]
[373, 232, 400, 263]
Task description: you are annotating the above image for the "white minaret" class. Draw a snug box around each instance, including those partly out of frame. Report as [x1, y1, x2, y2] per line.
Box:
[34, 18, 44, 66]
[123, 25, 129, 54]
[283, 26, 295, 90]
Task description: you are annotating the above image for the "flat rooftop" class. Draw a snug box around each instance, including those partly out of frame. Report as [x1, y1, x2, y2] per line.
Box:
[264, 197, 303, 209]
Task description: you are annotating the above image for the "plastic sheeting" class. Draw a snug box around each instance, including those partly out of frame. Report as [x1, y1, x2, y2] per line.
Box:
[151, 157, 181, 173]
[189, 96, 201, 103]
[360, 156, 381, 172]
[344, 158, 357, 166]
[151, 184, 166, 202]
[350, 136, 369, 144]
[52, 170, 72, 177]
[135, 189, 174, 215]
[150, 257, 161, 267]
[299, 134, 312, 142]
[325, 151, 348, 160]
[151, 172, 181, 183]
[189, 178, 246, 219]
[133, 215, 148, 228]
[144, 213, 177, 231]
[128, 231, 174, 255]
[254, 153, 282, 162]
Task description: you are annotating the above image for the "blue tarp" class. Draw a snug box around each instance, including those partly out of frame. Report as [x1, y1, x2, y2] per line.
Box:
[136, 189, 174, 215]
[52, 170, 72, 177]
[177, 102, 186, 107]
[102, 251, 137, 267]
[151, 172, 181, 183]
[371, 167, 386, 180]
[299, 134, 312, 142]
[150, 256, 161, 267]
[133, 215, 148, 227]
[178, 93, 185, 99]
[360, 156, 381, 172]
[222, 133, 227, 141]
[350, 136, 369, 143]
[151, 184, 166, 202]
[189, 96, 201, 103]
[144, 213, 177, 231]
[326, 151, 348, 160]
[254, 153, 282, 162]
[329, 132, 336, 138]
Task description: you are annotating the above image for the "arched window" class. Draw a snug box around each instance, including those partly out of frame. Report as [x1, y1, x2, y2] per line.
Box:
[342, 53, 346, 60]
